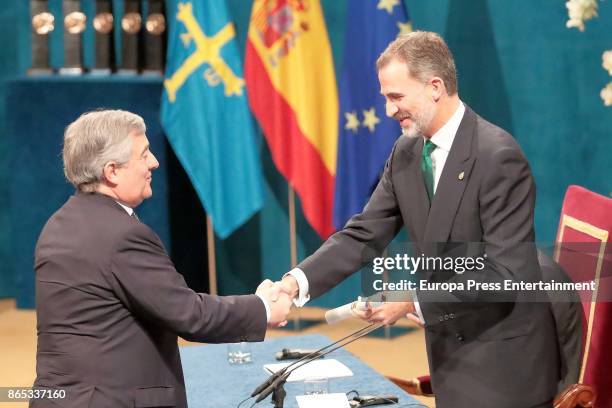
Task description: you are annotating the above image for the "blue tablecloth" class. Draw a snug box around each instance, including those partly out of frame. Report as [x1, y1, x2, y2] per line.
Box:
[180, 334, 425, 408]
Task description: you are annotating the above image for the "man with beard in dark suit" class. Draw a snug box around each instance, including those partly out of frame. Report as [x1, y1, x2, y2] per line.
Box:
[274, 31, 561, 407]
[32, 109, 292, 408]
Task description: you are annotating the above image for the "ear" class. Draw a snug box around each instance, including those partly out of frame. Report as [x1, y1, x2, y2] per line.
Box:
[429, 77, 445, 102]
[102, 161, 120, 186]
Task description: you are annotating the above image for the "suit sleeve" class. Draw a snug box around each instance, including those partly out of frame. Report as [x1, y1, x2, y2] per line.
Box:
[107, 222, 267, 343]
[298, 142, 405, 298]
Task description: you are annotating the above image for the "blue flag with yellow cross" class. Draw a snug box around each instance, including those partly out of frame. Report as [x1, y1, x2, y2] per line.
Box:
[333, 0, 411, 229]
[161, 0, 263, 239]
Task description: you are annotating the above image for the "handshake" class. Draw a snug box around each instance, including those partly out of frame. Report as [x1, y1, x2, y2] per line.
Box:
[255, 276, 300, 328]
[254, 276, 419, 329]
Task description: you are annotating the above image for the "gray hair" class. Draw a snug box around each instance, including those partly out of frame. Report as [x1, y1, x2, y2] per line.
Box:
[376, 31, 458, 95]
[62, 109, 146, 192]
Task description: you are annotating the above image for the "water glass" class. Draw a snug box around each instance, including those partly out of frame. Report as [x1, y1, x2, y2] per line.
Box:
[227, 342, 252, 365]
[303, 377, 329, 395]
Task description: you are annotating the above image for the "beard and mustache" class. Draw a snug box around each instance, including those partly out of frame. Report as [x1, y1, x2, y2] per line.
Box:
[396, 98, 436, 138]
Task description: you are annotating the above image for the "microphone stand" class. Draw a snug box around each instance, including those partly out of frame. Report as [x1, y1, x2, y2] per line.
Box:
[270, 371, 291, 408]
[250, 324, 378, 398]
[255, 323, 383, 407]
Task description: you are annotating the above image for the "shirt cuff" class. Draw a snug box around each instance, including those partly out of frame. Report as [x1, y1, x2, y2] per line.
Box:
[285, 268, 310, 307]
[412, 292, 426, 324]
[255, 293, 270, 323]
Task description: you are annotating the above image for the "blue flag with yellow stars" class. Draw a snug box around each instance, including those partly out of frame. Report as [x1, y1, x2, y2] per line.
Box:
[333, 0, 411, 229]
[161, 0, 263, 239]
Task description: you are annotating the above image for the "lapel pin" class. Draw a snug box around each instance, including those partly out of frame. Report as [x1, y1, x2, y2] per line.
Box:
[458, 171, 465, 180]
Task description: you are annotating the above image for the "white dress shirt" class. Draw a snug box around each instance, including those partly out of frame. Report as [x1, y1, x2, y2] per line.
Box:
[116, 201, 135, 216]
[287, 102, 466, 323]
[429, 101, 465, 194]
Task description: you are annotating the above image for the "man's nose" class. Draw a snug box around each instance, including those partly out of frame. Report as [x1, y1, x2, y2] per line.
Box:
[385, 101, 398, 118]
[149, 153, 160, 170]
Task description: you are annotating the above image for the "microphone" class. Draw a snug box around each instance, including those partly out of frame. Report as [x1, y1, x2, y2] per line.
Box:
[249, 324, 377, 398]
[253, 323, 383, 403]
[350, 394, 399, 406]
[325, 296, 383, 324]
[275, 348, 323, 360]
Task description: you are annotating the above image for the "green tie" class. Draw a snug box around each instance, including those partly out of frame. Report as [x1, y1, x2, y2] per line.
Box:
[421, 140, 437, 201]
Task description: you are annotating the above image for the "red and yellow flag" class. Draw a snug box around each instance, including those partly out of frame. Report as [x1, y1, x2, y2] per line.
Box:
[245, 0, 338, 238]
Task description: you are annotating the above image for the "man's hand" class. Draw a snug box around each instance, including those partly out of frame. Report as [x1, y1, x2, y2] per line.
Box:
[406, 312, 425, 328]
[361, 301, 415, 326]
[256, 279, 293, 328]
[274, 275, 299, 300]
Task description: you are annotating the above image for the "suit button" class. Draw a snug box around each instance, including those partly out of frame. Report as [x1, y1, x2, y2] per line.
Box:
[438, 316, 444, 322]
[449, 313, 455, 319]
[443, 314, 449, 320]
[456, 333, 465, 342]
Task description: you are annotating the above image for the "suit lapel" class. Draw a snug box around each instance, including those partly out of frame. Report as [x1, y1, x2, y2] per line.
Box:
[397, 137, 430, 242]
[424, 107, 477, 246]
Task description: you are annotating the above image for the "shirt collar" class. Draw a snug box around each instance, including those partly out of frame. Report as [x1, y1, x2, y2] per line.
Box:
[428, 101, 465, 153]
[116, 201, 134, 216]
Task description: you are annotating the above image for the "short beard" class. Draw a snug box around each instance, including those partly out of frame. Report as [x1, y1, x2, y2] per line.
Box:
[401, 100, 436, 138]
[401, 125, 419, 138]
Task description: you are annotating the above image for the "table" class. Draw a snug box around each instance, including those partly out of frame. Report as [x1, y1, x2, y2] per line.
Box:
[180, 334, 426, 408]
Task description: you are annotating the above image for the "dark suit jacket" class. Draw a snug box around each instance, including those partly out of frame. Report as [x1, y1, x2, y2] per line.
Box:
[32, 192, 267, 408]
[298, 106, 560, 407]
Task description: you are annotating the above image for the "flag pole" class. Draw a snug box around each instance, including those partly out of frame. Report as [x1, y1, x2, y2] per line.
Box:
[206, 215, 218, 295]
[288, 186, 300, 330]
[288, 187, 298, 269]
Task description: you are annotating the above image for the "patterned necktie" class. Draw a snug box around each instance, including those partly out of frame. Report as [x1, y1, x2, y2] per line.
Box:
[421, 139, 437, 202]
[131, 211, 140, 222]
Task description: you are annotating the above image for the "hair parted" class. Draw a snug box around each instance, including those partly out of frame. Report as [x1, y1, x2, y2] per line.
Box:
[376, 31, 458, 95]
[62, 109, 146, 192]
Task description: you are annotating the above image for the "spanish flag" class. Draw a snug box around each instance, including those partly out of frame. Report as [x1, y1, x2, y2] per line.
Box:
[245, 0, 338, 238]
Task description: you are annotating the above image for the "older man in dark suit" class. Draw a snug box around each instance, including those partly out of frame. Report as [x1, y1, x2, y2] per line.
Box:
[31, 110, 292, 408]
[276, 32, 561, 407]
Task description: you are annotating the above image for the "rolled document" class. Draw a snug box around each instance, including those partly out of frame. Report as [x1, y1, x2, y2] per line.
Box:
[325, 297, 382, 324]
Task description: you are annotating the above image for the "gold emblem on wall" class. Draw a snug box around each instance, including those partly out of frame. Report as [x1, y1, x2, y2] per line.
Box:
[122, 12, 142, 34]
[64, 11, 86, 34]
[146, 13, 166, 35]
[93, 12, 114, 34]
[32, 12, 55, 35]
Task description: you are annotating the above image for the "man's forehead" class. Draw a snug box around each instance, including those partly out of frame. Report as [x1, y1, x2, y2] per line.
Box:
[379, 65, 421, 93]
[128, 129, 146, 138]
[127, 131, 149, 151]
[129, 130, 149, 144]
[380, 84, 402, 96]
[379, 77, 408, 96]
[378, 58, 410, 75]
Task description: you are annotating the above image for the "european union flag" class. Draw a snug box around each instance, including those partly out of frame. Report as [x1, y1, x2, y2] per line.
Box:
[333, 0, 410, 229]
[161, 0, 263, 239]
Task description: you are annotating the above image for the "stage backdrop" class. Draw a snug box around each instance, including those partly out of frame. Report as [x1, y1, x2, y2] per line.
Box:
[0, 0, 610, 308]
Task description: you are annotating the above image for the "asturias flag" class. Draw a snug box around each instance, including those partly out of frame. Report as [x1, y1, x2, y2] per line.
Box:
[245, 0, 338, 239]
[333, 0, 411, 229]
[161, 0, 264, 239]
